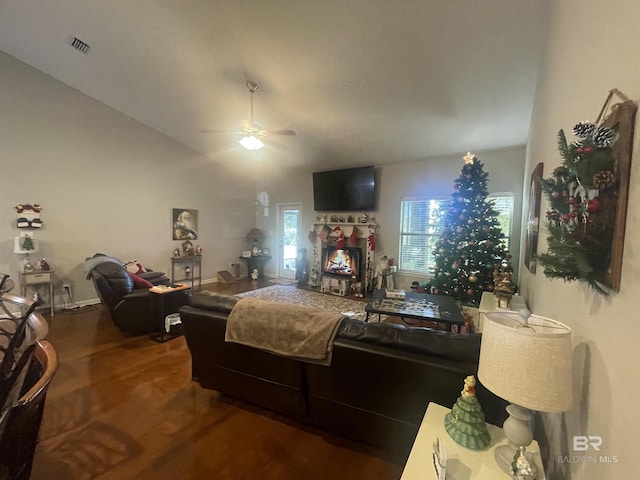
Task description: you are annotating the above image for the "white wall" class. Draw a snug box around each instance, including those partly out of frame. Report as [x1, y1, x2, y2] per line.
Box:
[257, 146, 525, 287]
[520, 1, 640, 478]
[0, 52, 256, 305]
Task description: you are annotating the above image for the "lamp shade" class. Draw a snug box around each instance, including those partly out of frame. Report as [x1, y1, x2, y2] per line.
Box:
[245, 228, 265, 245]
[478, 312, 573, 413]
[13, 236, 39, 254]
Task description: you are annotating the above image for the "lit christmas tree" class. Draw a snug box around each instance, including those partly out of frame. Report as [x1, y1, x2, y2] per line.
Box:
[429, 152, 507, 306]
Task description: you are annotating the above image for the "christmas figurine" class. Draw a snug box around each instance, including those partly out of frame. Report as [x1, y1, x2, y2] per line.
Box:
[512, 446, 537, 480]
[40, 258, 50, 271]
[444, 375, 491, 450]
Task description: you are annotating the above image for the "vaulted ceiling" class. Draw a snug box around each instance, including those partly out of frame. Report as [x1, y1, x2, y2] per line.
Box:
[0, 1, 549, 173]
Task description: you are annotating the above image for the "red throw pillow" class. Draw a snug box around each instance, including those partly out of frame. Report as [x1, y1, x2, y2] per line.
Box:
[129, 271, 153, 289]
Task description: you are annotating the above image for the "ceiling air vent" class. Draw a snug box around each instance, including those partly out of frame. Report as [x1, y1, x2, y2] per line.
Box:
[70, 36, 90, 54]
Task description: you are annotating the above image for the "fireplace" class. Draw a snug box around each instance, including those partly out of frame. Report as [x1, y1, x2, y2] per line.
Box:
[322, 246, 362, 280]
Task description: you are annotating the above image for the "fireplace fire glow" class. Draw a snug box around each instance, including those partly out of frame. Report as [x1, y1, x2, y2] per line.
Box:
[322, 246, 361, 279]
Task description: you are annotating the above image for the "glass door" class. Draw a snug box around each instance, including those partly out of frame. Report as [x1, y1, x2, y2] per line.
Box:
[277, 204, 301, 280]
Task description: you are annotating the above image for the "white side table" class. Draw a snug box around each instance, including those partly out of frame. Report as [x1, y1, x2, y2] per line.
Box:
[477, 291, 527, 333]
[19, 270, 55, 317]
[401, 402, 545, 480]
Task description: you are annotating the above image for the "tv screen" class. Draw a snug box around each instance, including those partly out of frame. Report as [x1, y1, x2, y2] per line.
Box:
[313, 166, 376, 211]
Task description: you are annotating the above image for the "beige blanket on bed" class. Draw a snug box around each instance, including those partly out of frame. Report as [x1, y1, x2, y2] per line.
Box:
[225, 297, 344, 366]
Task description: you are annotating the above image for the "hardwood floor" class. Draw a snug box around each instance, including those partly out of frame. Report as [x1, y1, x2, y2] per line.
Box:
[31, 279, 404, 479]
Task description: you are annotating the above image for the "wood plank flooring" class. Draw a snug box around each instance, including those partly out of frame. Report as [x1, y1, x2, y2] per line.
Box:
[31, 279, 404, 479]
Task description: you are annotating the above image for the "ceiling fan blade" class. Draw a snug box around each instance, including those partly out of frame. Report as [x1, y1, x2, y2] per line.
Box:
[263, 129, 297, 136]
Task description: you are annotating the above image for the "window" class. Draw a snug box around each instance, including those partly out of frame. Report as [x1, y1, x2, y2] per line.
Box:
[398, 193, 514, 274]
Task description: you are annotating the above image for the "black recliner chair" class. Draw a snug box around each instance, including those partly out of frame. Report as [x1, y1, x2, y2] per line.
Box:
[87, 259, 190, 335]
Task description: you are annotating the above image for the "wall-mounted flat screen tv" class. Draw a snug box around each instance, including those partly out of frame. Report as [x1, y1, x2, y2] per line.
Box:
[312, 166, 377, 211]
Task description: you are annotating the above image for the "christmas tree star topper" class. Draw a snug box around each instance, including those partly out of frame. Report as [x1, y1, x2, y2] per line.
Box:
[463, 151, 476, 164]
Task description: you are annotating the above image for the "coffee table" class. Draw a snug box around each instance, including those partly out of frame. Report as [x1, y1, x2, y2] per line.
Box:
[365, 291, 465, 331]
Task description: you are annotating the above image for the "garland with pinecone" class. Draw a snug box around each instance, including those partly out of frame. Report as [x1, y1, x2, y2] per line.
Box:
[536, 121, 617, 294]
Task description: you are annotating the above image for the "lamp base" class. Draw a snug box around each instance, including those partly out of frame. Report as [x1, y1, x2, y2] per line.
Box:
[494, 444, 517, 475]
[495, 404, 534, 475]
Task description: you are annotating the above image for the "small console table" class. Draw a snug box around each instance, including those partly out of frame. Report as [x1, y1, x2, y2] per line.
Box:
[170, 256, 202, 291]
[401, 402, 545, 479]
[19, 270, 55, 317]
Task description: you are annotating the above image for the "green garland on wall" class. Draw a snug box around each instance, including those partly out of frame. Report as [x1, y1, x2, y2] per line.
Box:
[537, 123, 617, 295]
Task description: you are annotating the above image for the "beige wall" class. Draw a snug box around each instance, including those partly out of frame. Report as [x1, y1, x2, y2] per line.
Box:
[520, 1, 640, 478]
[257, 146, 525, 287]
[0, 52, 256, 305]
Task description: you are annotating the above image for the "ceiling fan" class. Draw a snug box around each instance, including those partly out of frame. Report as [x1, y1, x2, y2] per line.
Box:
[204, 81, 296, 151]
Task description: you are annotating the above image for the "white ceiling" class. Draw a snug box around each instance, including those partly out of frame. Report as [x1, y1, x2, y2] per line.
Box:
[0, 0, 549, 173]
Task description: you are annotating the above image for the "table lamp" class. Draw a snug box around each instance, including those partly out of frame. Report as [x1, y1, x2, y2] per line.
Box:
[246, 228, 265, 256]
[14, 235, 40, 272]
[478, 311, 572, 475]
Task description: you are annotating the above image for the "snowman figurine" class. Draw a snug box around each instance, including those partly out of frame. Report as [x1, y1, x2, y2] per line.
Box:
[250, 268, 259, 281]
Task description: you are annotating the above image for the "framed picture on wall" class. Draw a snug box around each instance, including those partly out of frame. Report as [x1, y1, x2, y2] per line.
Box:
[524, 163, 543, 273]
[172, 208, 198, 240]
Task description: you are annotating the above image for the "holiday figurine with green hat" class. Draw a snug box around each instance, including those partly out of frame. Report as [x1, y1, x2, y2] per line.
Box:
[444, 375, 491, 450]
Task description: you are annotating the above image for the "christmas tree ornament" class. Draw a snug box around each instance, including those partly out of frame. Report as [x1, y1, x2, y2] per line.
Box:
[469, 274, 477, 283]
[444, 375, 491, 450]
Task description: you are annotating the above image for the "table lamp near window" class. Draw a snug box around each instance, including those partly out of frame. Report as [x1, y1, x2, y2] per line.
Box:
[14, 235, 39, 272]
[246, 228, 265, 256]
[478, 311, 573, 475]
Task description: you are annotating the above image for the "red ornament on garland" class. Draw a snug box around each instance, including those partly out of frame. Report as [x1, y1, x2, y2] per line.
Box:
[587, 198, 600, 213]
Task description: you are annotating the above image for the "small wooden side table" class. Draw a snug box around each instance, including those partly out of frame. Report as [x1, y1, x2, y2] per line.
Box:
[149, 283, 191, 343]
[19, 270, 55, 317]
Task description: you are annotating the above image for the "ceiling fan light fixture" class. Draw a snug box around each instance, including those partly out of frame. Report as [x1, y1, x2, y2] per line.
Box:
[239, 135, 264, 151]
